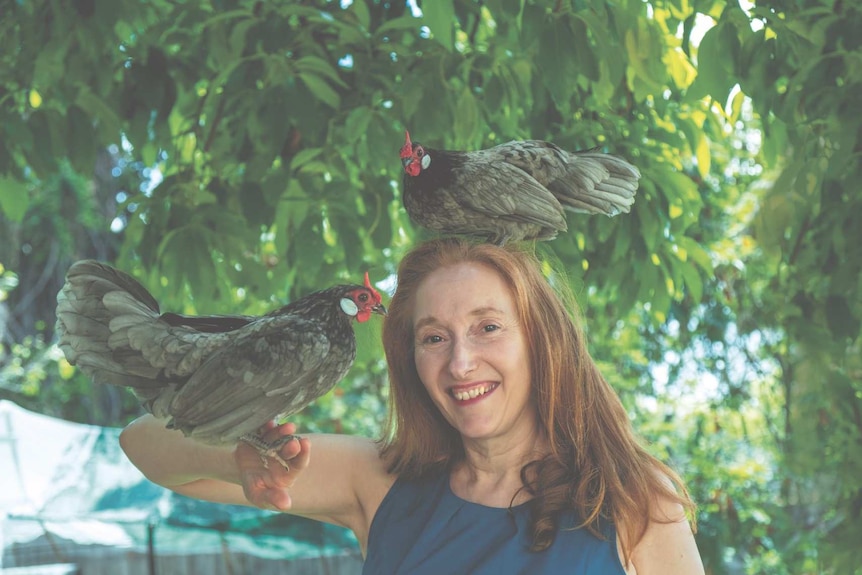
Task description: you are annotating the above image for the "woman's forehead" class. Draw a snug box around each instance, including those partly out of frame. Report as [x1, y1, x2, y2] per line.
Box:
[412, 262, 516, 319]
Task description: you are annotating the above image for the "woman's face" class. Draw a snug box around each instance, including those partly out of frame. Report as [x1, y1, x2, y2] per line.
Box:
[412, 262, 536, 442]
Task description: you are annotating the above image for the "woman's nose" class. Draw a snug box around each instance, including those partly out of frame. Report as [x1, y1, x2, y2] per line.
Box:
[448, 338, 478, 380]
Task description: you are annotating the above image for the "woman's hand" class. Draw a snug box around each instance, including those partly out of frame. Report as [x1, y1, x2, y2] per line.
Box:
[236, 421, 311, 512]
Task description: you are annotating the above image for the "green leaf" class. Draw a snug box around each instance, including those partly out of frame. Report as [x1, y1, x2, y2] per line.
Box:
[677, 258, 704, 303]
[229, 18, 257, 58]
[571, 16, 599, 82]
[575, 11, 623, 85]
[677, 236, 714, 273]
[201, 9, 256, 28]
[290, 147, 324, 171]
[650, 278, 672, 323]
[537, 14, 579, 108]
[454, 88, 479, 145]
[0, 175, 29, 222]
[825, 295, 860, 341]
[295, 56, 348, 88]
[422, 0, 455, 51]
[299, 73, 341, 109]
[240, 181, 273, 228]
[635, 197, 661, 253]
[484, 74, 505, 113]
[294, 212, 327, 279]
[66, 105, 97, 174]
[76, 88, 122, 141]
[694, 132, 711, 179]
[345, 107, 373, 144]
[374, 15, 421, 36]
[519, 3, 545, 50]
[351, 0, 371, 29]
[687, 22, 737, 103]
[183, 228, 219, 305]
[624, 18, 668, 100]
[275, 179, 310, 235]
[655, 165, 703, 210]
[24, 110, 57, 175]
[759, 115, 787, 168]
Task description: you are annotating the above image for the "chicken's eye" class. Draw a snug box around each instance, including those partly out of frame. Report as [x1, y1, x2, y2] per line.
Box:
[358, 293, 369, 302]
[416, 147, 424, 157]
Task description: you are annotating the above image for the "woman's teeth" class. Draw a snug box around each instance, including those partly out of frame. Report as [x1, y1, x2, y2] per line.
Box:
[452, 384, 495, 401]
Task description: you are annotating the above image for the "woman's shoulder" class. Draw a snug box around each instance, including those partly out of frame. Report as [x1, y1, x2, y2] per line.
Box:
[620, 493, 704, 575]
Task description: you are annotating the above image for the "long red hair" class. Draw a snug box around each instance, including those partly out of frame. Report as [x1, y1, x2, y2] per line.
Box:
[380, 237, 695, 559]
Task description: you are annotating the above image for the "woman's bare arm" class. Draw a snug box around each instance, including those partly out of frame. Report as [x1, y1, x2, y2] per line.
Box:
[119, 415, 394, 551]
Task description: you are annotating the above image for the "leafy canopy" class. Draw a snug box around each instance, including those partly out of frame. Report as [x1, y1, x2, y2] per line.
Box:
[1, 0, 860, 573]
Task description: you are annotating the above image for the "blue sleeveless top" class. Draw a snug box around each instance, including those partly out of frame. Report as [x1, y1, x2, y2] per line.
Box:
[363, 472, 626, 574]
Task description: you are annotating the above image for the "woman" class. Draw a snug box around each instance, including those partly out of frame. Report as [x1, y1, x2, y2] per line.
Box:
[120, 237, 704, 574]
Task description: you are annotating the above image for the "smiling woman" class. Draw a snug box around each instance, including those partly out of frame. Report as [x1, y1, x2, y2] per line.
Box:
[119, 237, 704, 575]
[375, 238, 704, 574]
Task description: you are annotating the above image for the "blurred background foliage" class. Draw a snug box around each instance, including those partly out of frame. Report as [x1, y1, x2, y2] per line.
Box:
[0, 0, 859, 573]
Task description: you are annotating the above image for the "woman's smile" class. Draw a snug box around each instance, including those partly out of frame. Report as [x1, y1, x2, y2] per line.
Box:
[448, 381, 500, 403]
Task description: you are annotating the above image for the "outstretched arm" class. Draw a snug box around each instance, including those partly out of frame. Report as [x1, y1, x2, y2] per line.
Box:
[119, 414, 394, 551]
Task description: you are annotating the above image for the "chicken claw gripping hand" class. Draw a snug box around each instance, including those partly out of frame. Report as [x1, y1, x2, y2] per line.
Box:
[237, 421, 310, 512]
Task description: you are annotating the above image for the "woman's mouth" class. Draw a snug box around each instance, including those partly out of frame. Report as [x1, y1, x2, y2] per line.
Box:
[448, 382, 499, 403]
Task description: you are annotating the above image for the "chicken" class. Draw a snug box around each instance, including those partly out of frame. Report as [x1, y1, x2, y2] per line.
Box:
[55, 260, 386, 468]
[399, 131, 641, 244]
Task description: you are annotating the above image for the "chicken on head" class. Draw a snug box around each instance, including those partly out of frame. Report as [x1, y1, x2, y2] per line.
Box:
[399, 131, 641, 245]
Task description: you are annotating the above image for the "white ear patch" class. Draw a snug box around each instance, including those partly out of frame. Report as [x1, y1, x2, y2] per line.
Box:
[421, 154, 431, 169]
[340, 297, 359, 316]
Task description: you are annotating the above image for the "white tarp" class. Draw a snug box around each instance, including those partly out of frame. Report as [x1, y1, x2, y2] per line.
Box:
[0, 400, 359, 567]
[0, 399, 158, 521]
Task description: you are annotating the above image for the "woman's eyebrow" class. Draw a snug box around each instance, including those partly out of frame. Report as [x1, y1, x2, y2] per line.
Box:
[413, 316, 439, 331]
[414, 307, 507, 331]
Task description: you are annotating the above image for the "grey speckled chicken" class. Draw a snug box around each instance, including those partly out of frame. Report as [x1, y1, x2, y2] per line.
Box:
[399, 132, 641, 244]
[55, 260, 386, 468]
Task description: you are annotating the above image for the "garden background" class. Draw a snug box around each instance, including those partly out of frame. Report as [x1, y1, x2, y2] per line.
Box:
[1, 0, 860, 573]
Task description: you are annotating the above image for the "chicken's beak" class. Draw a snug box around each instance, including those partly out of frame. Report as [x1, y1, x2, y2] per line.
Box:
[401, 157, 413, 169]
[372, 303, 388, 316]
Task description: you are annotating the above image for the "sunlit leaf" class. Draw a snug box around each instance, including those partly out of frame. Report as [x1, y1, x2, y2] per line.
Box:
[695, 132, 711, 178]
[29, 89, 42, 108]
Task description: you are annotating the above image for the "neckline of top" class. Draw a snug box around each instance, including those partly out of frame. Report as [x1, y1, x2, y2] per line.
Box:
[444, 474, 531, 512]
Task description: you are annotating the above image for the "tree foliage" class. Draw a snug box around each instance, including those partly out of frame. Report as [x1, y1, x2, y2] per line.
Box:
[0, 0, 860, 572]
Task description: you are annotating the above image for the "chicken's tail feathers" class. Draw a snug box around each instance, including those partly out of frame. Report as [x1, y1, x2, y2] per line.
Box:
[553, 152, 641, 216]
[55, 260, 167, 397]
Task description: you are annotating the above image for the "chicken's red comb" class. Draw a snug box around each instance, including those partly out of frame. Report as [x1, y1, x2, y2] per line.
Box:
[364, 272, 382, 301]
[400, 131, 413, 158]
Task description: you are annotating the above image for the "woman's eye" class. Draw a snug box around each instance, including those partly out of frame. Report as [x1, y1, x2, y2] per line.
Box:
[482, 324, 500, 333]
[423, 334, 443, 344]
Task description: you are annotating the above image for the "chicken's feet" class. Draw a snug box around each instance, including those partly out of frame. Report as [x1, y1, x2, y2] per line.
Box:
[239, 433, 300, 471]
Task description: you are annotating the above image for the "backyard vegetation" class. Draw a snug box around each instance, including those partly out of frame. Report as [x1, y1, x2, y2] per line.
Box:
[0, 1, 860, 573]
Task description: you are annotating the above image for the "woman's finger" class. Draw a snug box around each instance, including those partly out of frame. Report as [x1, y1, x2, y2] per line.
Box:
[261, 421, 297, 444]
[284, 436, 311, 474]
